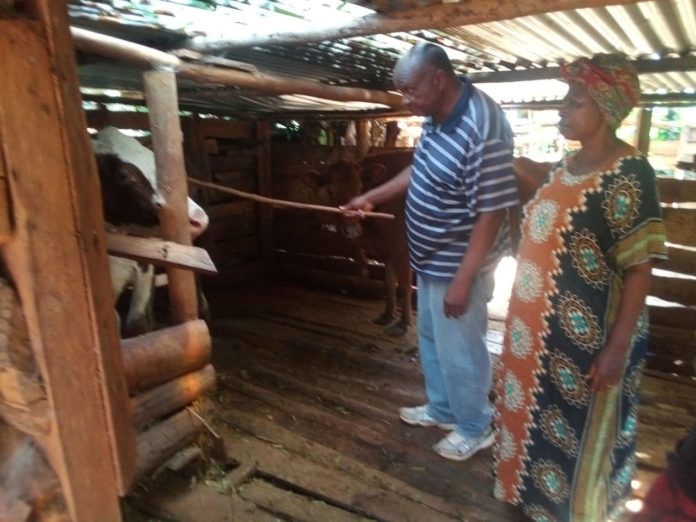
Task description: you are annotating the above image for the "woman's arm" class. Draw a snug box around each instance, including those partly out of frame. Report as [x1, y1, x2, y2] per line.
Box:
[587, 260, 653, 392]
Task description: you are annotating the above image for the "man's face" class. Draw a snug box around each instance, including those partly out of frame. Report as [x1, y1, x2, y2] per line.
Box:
[393, 62, 443, 117]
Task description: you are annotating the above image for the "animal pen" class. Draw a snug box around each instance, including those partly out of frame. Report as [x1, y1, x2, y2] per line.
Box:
[1, 0, 695, 521]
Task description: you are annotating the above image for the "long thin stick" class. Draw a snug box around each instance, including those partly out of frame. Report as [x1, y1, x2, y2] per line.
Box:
[187, 177, 395, 219]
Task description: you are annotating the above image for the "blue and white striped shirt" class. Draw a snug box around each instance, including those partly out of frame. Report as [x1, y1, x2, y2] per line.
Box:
[406, 79, 518, 279]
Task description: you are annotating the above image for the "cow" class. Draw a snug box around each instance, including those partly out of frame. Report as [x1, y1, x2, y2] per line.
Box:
[93, 127, 210, 337]
[323, 150, 414, 336]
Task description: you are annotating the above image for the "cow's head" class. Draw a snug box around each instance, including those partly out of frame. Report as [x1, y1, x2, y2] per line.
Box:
[321, 160, 363, 206]
[93, 127, 209, 240]
[96, 153, 159, 227]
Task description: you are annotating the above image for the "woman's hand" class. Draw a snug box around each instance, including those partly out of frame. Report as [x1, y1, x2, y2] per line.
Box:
[587, 341, 628, 392]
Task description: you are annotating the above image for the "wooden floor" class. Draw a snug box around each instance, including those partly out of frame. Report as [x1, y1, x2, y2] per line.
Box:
[131, 280, 696, 522]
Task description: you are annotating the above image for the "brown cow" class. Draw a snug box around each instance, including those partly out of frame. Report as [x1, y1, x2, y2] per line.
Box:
[324, 150, 414, 336]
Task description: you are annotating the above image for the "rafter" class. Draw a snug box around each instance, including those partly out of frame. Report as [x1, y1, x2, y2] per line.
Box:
[184, 0, 645, 53]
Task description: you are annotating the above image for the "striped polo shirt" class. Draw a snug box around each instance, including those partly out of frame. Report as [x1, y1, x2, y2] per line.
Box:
[405, 78, 518, 279]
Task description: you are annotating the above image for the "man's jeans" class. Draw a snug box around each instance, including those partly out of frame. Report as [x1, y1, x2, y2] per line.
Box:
[416, 272, 495, 438]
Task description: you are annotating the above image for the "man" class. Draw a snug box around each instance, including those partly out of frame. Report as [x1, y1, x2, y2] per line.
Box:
[342, 43, 517, 461]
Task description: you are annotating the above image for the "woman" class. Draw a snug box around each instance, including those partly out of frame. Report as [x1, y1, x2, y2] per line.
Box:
[493, 54, 668, 521]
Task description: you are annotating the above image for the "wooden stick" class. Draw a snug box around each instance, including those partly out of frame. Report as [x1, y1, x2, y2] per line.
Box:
[187, 177, 395, 220]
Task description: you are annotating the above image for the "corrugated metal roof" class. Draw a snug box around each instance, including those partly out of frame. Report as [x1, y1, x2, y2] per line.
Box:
[68, 0, 696, 115]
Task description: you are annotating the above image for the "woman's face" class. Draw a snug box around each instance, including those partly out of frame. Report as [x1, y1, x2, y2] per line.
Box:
[558, 82, 607, 141]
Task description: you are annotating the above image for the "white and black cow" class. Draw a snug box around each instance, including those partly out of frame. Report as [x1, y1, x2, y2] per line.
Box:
[93, 126, 209, 337]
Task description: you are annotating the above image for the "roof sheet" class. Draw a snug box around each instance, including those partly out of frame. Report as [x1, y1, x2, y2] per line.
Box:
[69, 0, 696, 115]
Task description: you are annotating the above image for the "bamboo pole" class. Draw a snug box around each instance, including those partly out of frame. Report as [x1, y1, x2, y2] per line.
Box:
[121, 320, 211, 393]
[183, 0, 644, 52]
[69, 27, 402, 107]
[187, 178, 395, 220]
[130, 364, 216, 429]
[144, 70, 199, 323]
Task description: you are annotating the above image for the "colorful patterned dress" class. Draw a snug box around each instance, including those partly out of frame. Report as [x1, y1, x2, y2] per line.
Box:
[493, 153, 668, 522]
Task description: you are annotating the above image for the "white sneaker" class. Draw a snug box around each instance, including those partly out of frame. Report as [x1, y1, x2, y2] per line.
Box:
[398, 405, 456, 430]
[433, 427, 495, 461]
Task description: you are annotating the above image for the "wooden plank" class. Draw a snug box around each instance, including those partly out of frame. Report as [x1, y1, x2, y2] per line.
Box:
[651, 272, 696, 307]
[106, 233, 218, 275]
[658, 177, 696, 204]
[662, 206, 696, 247]
[0, 18, 128, 520]
[206, 213, 258, 241]
[85, 111, 151, 131]
[649, 303, 696, 329]
[144, 70, 198, 323]
[198, 119, 255, 140]
[207, 200, 257, 220]
[660, 245, 696, 276]
[257, 120, 274, 269]
[209, 154, 257, 172]
[239, 479, 369, 522]
[0, 148, 12, 244]
[649, 324, 696, 363]
[219, 425, 469, 522]
[213, 235, 260, 262]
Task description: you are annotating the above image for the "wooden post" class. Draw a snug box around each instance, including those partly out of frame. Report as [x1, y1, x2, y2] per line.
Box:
[257, 120, 274, 269]
[121, 319, 212, 392]
[636, 107, 652, 155]
[355, 119, 371, 160]
[0, 11, 132, 520]
[144, 69, 199, 323]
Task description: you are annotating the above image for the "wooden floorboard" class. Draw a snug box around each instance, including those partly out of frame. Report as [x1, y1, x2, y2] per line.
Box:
[131, 280, 695, 522]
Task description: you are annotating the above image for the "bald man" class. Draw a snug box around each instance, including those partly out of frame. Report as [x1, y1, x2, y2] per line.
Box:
[344, 43, 518, 461]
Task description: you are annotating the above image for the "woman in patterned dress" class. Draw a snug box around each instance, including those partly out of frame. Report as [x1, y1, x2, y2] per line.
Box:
[493, 54, 668, 522]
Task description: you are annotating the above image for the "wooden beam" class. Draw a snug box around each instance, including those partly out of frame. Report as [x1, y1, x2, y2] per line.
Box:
[468, 56, 696, 83]
[106, 233, 217, 275]
[70, 27, 402, 107]
[0, 17, 129, 520]
[658, 177, 696, 205]
[663, 207, 696, 248]
[257, 120, 274, 270]
[635, 107, 651, 155]
[0, 146, 12, 245]
[184, 0, 644, 52]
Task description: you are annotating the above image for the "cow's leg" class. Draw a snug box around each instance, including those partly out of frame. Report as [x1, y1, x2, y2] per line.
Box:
[383, 242, 411, 336]
[374, 259, 397, 327]
[123, 262, 155, 337]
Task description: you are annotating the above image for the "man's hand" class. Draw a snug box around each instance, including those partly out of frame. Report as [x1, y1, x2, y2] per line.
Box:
[443, 279, 472, 318]
[339, 195, 374, 219]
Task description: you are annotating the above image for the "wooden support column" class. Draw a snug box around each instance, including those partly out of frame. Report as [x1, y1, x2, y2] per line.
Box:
[0, 10, 132, 521]
[144, 70, 198, 323]
[257, 120, 274, 269]
[636, 107, 652, 155]
[355, 119, 371, 160]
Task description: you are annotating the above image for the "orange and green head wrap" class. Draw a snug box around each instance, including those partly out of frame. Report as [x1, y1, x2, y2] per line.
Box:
[561, 54, 640, 129]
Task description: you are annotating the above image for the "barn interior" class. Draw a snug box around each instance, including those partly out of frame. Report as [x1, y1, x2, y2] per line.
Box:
[1, 1, 696, 521]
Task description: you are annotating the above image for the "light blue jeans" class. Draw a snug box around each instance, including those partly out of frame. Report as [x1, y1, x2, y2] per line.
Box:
[417, 272, 495, 438]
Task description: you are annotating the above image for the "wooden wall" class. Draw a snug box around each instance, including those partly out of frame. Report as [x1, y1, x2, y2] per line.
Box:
[648, 176, 696, 379]
[85, 111, 271, 287]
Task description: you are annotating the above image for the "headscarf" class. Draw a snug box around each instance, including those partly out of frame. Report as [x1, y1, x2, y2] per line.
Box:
[561, 54, 640, 129]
